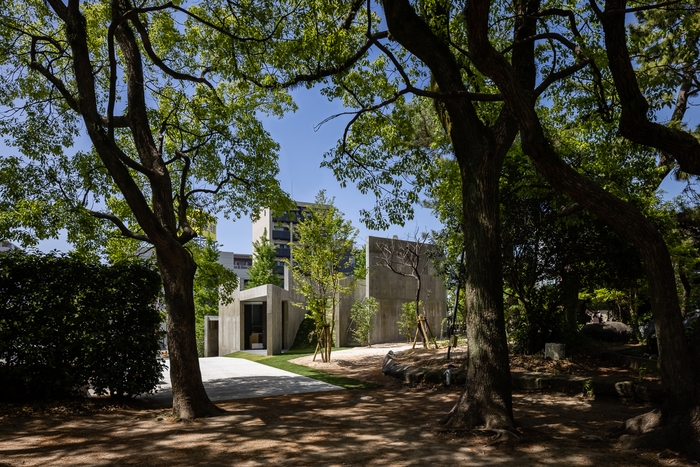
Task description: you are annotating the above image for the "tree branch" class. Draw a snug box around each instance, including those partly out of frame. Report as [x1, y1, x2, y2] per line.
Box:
[89, 210, 151, 242]
[596, 0, 700, 175]
[535, 58, 591, 96]
[535, 8, 581, 37]
[175, 151, 197, 244]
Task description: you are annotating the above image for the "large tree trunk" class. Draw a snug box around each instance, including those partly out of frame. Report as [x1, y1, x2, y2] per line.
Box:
[443, 135, 515, 431]
[463, 0, 700, 455]
[45, 0, 224, 420]
[380, 0, 523, 431]
[156, 244, 223, 419]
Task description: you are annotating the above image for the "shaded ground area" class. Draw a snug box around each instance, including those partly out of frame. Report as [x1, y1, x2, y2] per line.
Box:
[0, 344, 694, 466]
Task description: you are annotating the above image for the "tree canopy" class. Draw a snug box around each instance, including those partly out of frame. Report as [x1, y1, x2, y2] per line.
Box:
[289, 190, 357, 363]
[0, 0, 294, 419]
[247, 229, 283, 288]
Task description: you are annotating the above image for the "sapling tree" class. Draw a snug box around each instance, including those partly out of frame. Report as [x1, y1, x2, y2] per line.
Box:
[289, 191, 357, 362]
[247, 229, 283, 288]
[349, 296, 378, 347]
[376, 232, 432, 347]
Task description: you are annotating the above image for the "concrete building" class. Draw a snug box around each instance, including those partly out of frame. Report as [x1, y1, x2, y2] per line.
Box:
[0, 241, 20, 253]
[251, 202, 314, 285]
[218, 251, 253, 290]
[217, 236, 447, 356]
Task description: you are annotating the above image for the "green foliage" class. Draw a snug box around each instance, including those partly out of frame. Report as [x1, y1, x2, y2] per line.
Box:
[290, 190, 358, 362]
[665, 203, 700, 311]
[0, 252, 165, 400]
[398, 301, 421, 342]
[349, 296, 379, 346]
[247, 229, 283, 289]
[579, 288, 631, 322]
[352, 244, 367, 281]
[190, 239, 237, 357]
[506, 285, 570, 355]
[0, 0, 293, 253]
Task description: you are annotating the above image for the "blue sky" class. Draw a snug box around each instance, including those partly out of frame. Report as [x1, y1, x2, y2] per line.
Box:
[213, 88, 444, 254]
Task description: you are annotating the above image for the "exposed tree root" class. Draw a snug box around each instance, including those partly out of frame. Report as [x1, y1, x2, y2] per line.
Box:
[608, 408, 663, 438]
[480, 428, 521, 445]
[610, 407, 700, 461]
[440, 403, 520, 449]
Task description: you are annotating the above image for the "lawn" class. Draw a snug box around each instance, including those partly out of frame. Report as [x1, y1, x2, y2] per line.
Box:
[225, 348, 378, 390]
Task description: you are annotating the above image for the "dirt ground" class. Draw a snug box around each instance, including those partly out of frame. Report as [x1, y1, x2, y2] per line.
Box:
[1, 344, 696, 466]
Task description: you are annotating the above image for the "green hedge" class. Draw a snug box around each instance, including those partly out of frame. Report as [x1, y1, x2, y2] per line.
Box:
[0, 252, 165, 401]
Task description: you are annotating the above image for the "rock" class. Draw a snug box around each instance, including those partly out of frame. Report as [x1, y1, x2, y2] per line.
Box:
[579, 322, 635, 343]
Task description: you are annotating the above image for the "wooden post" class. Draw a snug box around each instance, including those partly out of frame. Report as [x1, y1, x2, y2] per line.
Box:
[423, 317, 438, 349]
[412, 326, 420, 349]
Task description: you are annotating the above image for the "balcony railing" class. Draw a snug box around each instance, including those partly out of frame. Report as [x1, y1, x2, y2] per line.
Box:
[272, 230, 290, 241]
[275, 247, 291, 258]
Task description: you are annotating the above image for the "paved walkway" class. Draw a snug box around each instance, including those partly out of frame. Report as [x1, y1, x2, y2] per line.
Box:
[138, 356, 344, 408]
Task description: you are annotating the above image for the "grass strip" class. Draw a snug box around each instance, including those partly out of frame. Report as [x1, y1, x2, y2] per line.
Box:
[224, 348, 378, 390]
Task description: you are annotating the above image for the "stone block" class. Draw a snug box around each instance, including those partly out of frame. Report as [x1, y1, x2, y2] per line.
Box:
[544, 343, 566, 360]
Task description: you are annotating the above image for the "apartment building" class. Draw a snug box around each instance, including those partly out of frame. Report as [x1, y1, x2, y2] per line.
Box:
[251, 202, 315, 284]
[218, 251, 253, 290]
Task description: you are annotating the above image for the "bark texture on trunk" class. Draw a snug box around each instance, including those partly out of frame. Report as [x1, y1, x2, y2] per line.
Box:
[464, 0, 700, 456]
[380, 0, 534, 431]
[446, 136, 515, 430]
[157, 245, 223, 419]
[56, 1, 220, 419]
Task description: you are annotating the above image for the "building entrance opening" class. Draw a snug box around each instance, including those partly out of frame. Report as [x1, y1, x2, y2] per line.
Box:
[244, 302, 266, 350]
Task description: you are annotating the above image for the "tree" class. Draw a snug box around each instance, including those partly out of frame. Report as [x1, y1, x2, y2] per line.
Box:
[0, 0, 290, 419]
[192, 238, 237, 357]
[460, 0, 700, 454]
[316, 0, 534, 432]
[670, 204, 700, 312]
[247, 229, 283, 288]
[290, 190, 357, 363]
[352, 244, 367, 281]
[349, 296, 378, 346]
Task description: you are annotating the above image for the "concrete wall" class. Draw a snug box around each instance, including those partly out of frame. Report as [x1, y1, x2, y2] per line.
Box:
[219, 283, 298, 356]
[251, 208, 273, 244]
[266, 285, 283, 355]
[337, 278, 367, 347]
[203, 316, 219, 357]
[219, 293, 243, 355]
[366, 236, 446, 344]
[283, 269, 308, 350]
[219, 236, 448, 353]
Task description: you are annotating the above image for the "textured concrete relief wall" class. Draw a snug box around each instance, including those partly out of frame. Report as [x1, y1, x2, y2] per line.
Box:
[366, 236, 447, 344]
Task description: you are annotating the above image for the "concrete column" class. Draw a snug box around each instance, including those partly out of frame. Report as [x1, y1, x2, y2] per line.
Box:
[203, 316, 219, 357]
[218, 296, 244, 355]
[267, 285, 283, 355]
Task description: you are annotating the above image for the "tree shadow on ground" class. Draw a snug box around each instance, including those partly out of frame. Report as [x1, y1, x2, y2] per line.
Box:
[1, 386, 694, 466]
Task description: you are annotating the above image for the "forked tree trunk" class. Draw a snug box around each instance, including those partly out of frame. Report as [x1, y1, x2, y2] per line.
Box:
[55, 1, 221, 420]
[380, 0, 533, 432]
[464, 0, 700, 454]
[156, 243, 223, 419]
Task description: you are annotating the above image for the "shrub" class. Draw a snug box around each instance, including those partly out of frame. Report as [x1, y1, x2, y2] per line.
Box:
[349, 297, 378, 346]
[398, 301, 421, 342]
[0, 252, 165, 401]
